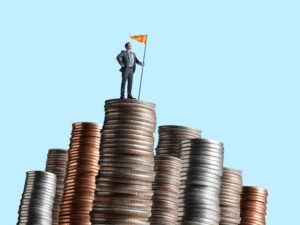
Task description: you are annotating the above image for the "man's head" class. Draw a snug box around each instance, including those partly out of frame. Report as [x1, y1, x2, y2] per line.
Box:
[125, 42, 132, 51]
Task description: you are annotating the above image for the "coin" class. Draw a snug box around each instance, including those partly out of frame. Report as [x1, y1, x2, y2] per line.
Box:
[59, 122, 102, 225]
[240, 186, 268, 225]
[91, 99, 156, 225]
[178, 138, 224, 224]
[219, 167, 243, 225]
[45, 148, 68, 225]
[156, 125, 201, 158]
[17, 171, 57, 225]
[150, 156, 182, 225]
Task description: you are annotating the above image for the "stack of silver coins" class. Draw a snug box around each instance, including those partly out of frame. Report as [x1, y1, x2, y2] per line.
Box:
[45, 149, 68, 225]
[150, 155, 182, 225]
[156, 125, 201, 157]
[91, 98, 157, 225]
[17, 171, 57, 225]
[220, 167, 243, 225]
[178, 138, 224, 225]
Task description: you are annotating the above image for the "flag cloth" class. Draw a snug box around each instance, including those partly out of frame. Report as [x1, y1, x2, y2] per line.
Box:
[130, 34, 148, 44]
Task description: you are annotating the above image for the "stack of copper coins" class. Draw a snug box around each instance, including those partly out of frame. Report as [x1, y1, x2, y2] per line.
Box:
[220, 167, 243, 225]
[59, 122, 102, 225]
[91, 98, 156, 225]
[150, 155, 182, 225]
[45, 149, 68, 225]
[156, 125, 201, 157]
[17, 171, 57, 225]
[240, 186, 268, 225]
[178, 138, 224, 225]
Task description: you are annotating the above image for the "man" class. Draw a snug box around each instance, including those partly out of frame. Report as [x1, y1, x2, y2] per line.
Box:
[116, 42, 144, 99]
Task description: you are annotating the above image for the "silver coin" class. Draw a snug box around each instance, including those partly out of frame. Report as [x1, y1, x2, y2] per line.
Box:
[181, 218, 219, 225]
[17, 171, 56, 225]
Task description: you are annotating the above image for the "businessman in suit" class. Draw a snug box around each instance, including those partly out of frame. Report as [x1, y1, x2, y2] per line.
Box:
[116, 42, 144, 99]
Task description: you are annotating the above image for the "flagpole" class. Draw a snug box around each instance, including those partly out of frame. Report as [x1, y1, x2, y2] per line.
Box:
[138, 40, 147, 100]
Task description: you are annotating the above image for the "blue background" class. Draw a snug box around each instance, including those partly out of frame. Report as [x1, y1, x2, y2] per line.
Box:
[0, 1, 299, 224]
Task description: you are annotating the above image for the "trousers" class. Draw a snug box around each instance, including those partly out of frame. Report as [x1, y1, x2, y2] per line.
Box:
[120, 67, 134, 97]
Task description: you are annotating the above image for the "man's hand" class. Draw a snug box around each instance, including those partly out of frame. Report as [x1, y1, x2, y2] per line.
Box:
[142, 62, 145, 66]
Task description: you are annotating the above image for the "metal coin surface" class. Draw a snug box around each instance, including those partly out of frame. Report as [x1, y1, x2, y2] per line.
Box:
[59, 122, 102, 225]
[17, 171, 57, 225]
[179, 138, 224, 224]
[91, 99, 157, 225]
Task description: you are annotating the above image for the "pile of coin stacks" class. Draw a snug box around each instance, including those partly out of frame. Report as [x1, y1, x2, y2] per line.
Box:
[178, 138, 224, 225]
[150, 155, 182, 225]
[240, 186, 268, 225]
[220, 167, 243, 225]
[59, 122, 102, 225]
[156, 125, 201, 157]
[91, 98, 156, 225]
[17, 171, 57, 225]
[45, 149, 68, 225]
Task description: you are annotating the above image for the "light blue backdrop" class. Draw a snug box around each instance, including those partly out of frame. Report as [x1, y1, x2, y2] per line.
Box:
[1, 1, 299, 224]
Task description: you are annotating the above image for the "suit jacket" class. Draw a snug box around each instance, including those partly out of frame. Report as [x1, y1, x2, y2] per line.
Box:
[116, 50, 142, 73]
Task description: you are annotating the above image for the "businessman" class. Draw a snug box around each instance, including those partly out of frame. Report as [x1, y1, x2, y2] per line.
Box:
[116, 42, 144, 99]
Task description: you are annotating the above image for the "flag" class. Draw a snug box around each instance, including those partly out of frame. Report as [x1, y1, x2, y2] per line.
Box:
[130, 34, 148, 44]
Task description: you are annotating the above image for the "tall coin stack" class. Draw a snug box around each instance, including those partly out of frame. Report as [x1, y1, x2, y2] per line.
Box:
[150, 155, 182, 225]
[17, 171, 57, 225]
[91, 98, 157, 225]
[45, 149, 68, 225]
[59, 122, 102, 225]
[178, 138, 224, 225]
[220, 167, 243, 225]
[240, 186, 268, 225]
[156, 125, 201, 157]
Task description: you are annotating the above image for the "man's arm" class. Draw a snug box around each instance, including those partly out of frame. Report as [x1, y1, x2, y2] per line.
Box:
[116, 51, 125, 67]
[134, 54, 143, 66]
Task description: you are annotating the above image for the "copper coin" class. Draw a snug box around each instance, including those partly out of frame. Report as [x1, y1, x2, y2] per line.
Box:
[45, 149, 68, 225]
[58, 122, 102, 225]
[240, 186, 268, 225]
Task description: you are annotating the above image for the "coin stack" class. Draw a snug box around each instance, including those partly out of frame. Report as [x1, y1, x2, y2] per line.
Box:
[178, 138, 224, 225]
[91, 98, 157, 225]
[150, 155, 182, 225]
[220, 167, 243, 225]
[59, 122, 102, 225]
[240, 186, 268, 225]
[45, 148, 68, 225]
[156, 125, 201, 157]
[17, 171, 57, 225]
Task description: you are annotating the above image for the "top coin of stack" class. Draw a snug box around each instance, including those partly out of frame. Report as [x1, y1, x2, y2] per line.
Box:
[45, 148, 68, 225]
[156, 125, 201, 158]
[220, 167, 243, 225]
[91, 98, 157, 225]
[17, 171, 57, 225]
[59, 122, 102, 225]
[240, 186, 268, 225]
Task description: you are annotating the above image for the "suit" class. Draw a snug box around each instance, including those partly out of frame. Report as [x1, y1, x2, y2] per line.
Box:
[116, 50, 143, 98]
[116, 50, 142, 73]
